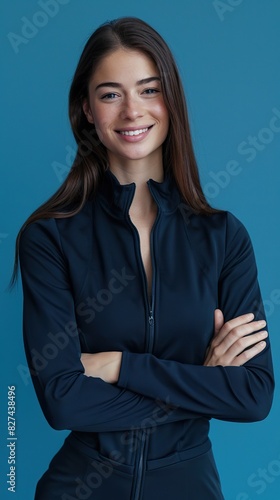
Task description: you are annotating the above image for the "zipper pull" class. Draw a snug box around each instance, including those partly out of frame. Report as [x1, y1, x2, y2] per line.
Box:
[149, 311, 154, 325]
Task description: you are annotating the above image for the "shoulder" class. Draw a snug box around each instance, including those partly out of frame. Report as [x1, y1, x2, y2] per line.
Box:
[180, 208, 254, 276]
[184, 208, 251, 245]
[20, 218, 59, 250]
[19, 201, 92, 256]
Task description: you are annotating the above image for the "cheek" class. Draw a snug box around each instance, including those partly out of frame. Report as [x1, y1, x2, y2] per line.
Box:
[158, 108, 170, 139]
[155, 102, 169, 126]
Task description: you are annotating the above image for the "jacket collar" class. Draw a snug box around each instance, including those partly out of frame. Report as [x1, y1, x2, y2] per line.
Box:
[97, 168, 182, 217]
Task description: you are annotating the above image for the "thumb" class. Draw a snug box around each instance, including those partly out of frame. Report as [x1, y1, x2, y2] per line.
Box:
[214, 309, 224, 336]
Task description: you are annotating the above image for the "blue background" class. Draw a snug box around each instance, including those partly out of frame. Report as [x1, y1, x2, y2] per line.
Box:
[1, 0, 279, 498]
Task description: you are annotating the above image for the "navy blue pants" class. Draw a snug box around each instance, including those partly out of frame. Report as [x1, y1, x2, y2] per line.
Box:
[35, 433, 224, 499]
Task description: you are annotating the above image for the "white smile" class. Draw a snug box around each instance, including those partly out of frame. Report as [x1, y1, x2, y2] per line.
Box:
[119, 127, 149, 136]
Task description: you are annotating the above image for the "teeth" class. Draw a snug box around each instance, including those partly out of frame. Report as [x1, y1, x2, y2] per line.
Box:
[120, 128, 149, 136]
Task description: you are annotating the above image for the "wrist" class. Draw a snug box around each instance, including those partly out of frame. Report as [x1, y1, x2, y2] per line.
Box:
[108, 351, 122, 383]
[97, 351, 122, 383]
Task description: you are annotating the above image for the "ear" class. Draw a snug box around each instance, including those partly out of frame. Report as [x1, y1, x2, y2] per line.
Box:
[82, 99, 94, 124]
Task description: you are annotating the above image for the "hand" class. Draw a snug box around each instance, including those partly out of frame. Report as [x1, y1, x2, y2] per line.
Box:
[204, 309, 268, 367]
[81, 351, 122, 383]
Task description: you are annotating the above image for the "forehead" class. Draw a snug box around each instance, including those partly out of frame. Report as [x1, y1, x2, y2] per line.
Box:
[91, 48, 159, 83]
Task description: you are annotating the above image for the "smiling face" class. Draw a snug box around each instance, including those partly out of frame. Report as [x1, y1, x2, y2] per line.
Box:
[82, 48, 170, 171]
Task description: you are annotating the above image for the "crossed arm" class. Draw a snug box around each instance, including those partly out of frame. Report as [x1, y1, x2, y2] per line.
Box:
[81, 309, 268, 383]
[19, 215, 274, 428]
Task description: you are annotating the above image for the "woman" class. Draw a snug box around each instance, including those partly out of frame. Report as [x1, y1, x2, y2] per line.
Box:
[14, 17, 274, 500]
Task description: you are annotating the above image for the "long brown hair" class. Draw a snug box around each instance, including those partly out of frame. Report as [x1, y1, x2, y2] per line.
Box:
[10, 16, 219, 287]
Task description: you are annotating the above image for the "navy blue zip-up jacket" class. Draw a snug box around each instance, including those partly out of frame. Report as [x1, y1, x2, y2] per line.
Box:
[19, 169, 274, 499]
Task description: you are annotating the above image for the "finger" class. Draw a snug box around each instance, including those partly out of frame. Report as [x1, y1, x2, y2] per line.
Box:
[223, 330, 268, 362]
[205, 330, 268, 367]
[230, 340, 267, 366]
[204, 310, 224, 364]
[214, 309, 224, 336]
[213, 314, 263, 346]
[217, 320, 267, 353]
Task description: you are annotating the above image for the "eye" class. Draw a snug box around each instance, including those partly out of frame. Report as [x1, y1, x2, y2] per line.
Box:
[143, 88, 160, 95]
[101, 93, 119, 100]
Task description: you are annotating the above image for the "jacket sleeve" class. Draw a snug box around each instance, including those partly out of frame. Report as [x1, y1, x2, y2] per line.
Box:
[19, 219, 188, 433]
[117, 212, 274, 422]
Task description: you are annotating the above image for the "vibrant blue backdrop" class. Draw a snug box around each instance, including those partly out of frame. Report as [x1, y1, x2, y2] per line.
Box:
[1, 1, 279, 498]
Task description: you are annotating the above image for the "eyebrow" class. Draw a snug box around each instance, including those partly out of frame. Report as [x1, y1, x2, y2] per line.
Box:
[95, 76, 161, 91]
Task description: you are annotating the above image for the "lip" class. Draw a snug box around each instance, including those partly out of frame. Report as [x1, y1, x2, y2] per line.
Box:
[116, 125, 154, 132]
[115, 124, 154, 142]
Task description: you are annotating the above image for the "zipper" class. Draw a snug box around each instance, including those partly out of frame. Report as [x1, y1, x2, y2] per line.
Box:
[148, 310, 154, 352]
[132, 306, 156, 500]
[127, 202, 160, 500]
[133, 431, 147, 500]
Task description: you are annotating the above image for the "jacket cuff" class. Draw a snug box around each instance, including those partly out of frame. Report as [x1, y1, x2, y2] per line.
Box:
[117, 351, 130, 388]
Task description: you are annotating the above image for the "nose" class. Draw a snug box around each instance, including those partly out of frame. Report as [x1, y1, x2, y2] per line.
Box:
[120, 94, 144, 120]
